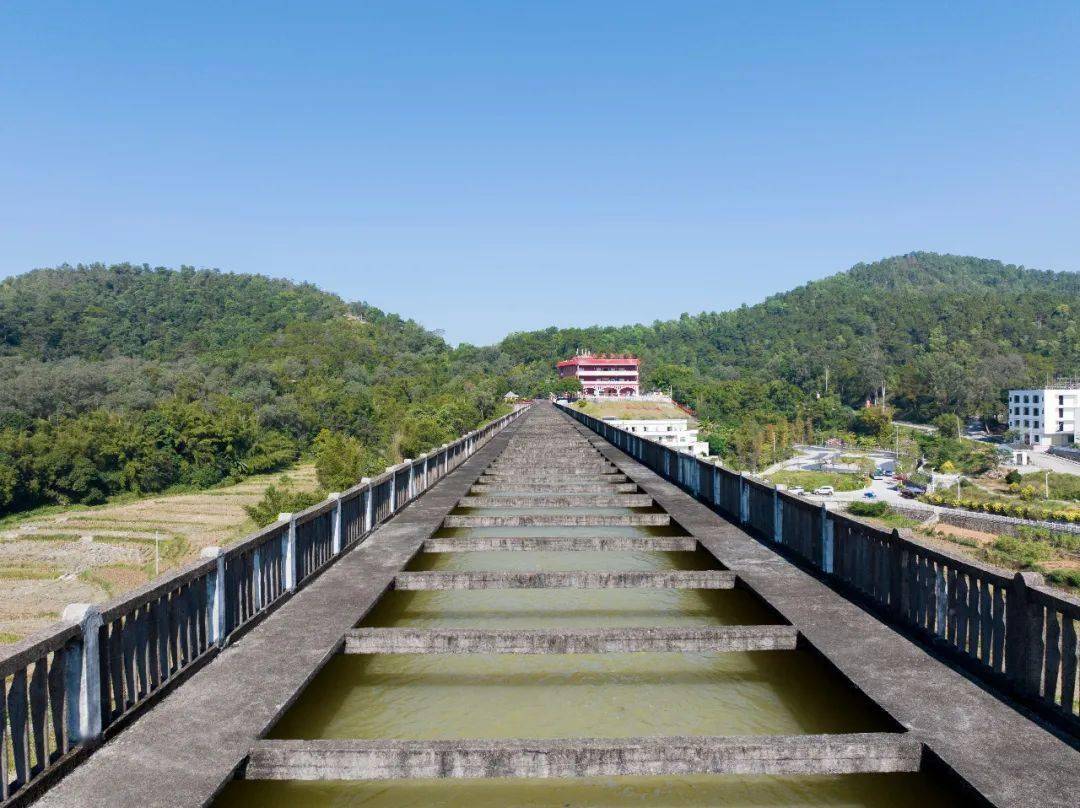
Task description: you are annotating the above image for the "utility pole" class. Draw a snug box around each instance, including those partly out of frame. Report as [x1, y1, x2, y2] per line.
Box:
[1045, 470, 1051, 500]
[824, 367, 829, 396]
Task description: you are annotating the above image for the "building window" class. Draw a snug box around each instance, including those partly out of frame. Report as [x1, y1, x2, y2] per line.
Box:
[1024, 407, 1029, 415]
[1033, 395, 1040, 403]
[1033, 435, 1040, 443]
[1033, 408, 1039, 416]
[1023, 395, 1029, 403]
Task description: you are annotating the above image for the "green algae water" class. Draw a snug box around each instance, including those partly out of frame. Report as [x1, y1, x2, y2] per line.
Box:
[214, 430, 972, 805]
[216, 772, 967, 807]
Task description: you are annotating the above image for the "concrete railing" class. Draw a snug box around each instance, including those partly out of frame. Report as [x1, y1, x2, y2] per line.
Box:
[559, 403, 1080, 739]
[0, 404, 528, 807]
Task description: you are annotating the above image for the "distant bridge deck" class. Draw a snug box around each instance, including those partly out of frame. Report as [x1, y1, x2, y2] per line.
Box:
[27, 403, 1080, 807]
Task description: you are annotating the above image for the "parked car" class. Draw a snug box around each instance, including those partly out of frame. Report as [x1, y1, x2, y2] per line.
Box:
[863, 491, 877, 499]
[899, 485, 926, 499]
[813, 486, 835, 496]
[871, 471, 884, 480]
[789, 486, 805, 496]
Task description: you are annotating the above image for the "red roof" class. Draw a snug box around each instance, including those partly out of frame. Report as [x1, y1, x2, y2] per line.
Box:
[557, 354, 640, 368]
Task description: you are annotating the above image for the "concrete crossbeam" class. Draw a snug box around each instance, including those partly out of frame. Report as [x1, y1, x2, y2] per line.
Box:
[393, 570, 734, 590]
[344, 625, 796, 654]
[469, 483, 639, 494]
[244, 733, 920, 780]
[423, 536, 697, 552]
[457, 495, 653, 508]
[443, 514, 670, 527]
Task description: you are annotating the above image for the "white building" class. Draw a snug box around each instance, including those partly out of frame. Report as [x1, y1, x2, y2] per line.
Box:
[1007, 382, 1079, 450]
[603, 416, 709, 458]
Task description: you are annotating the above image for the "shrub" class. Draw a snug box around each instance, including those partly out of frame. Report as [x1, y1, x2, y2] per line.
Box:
[1004, 469, 1022, 485]
[848, 501, 889, 518]
[244, 482, 324, 527]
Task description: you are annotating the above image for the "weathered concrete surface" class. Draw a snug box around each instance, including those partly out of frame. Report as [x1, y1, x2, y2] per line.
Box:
[344, 625, 798, 654]
[423, 536, 698, 552]
[443, 513, 670, 527]
[561, 406, 1080, 808]
[479, 471, 626, 481]
[244, 733, 922, 780]
[392, 569, 735, 590]
[32, 418, 526, 808]
[458, 494, 653, 507]
[470, 482, 639, 494]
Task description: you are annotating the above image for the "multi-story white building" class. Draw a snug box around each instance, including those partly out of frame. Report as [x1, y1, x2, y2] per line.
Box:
[1007, 382, 1079, 450]
[557, 353, 640, 396]
[602, 416, 709, 458]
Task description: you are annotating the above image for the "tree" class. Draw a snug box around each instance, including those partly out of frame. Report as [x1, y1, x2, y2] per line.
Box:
[853, 406, 893, 440]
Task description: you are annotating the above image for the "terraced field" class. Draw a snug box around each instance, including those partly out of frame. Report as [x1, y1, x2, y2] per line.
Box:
[0, 465, 319, 643]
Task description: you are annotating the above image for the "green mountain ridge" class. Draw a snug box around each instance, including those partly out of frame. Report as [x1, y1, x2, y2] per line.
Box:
[0, 252, 1076, 512]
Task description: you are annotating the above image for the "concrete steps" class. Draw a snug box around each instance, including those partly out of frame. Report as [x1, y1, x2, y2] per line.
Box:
[443, 513, 670, 528]
[457, 494, 653, 508]
[393, 570, 734, 590]
[423, 536, 697, 552]
[344, 625, 798, 654]
[244, 733, 921, 780]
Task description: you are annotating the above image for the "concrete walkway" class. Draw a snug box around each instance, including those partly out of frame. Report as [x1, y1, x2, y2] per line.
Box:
[33, 419, 523, 808]
[567, 412, 1080, 808]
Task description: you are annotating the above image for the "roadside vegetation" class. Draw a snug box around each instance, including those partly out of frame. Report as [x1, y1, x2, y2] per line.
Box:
[769, 470, 867, 492]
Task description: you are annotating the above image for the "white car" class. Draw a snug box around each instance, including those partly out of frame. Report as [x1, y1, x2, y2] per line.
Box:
[789, 486, 805, 496]
[813, 486, 835, 496]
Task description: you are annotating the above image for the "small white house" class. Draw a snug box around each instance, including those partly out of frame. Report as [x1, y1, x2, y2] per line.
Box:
[602, 416, 709, 458]
[1007, 383, 1078, 450]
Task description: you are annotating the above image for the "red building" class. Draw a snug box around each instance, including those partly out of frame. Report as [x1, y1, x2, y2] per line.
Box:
[557, 353, 640, 396]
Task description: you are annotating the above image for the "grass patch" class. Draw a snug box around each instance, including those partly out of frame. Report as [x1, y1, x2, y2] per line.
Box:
[0, 563, 60, 580]
[769, 470, 867, 492]
[847, 501, 920, 529]
[573, 400, 693, 422]
[0, 631, 22, 644]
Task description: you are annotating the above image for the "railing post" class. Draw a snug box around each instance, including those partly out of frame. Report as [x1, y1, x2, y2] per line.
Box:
[61, 603, 103, 744]
[253, 547, 263, 611]
[329, 492, 342, 554]
[279, 512, 297, 592]
[387, 466, 398, 513]
[362, 478, 373, 532]
[201, 546, 226, 645]
[405, 460, 414, 502]
[821, 503, 834, 573]
[1006, 570, 1045, 695]
[773, 488, 783, 544]
[739, 473, 749, 525]
[889, 529, 904, 616]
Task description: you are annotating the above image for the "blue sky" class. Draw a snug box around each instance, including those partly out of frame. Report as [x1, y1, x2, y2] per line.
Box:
[2, 2, 1078, 345]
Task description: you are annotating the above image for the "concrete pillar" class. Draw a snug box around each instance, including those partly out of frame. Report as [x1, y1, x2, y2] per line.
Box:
[739, 474, 750, 525]
[934, 567, 948, 637]
[253, 547, 263, 611]
[201, 546, 225, 645]
[821, 503, 834, 573]
[61, 603, 102, 743]
[773, 489, 783, 544]
[1006, 570, 1046, 694]
[328, 492, 342, 554]
[362, 478, 373, 533]
[279, 513, 297, 592]
[387, 466, 398, 513]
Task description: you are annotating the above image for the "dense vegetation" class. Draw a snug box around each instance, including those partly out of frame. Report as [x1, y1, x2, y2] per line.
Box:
[493, 253, 1080, 468]
[2, 252, 1076, 513]
[0, 264, 511, 515]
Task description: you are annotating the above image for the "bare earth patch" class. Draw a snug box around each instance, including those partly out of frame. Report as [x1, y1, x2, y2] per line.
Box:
[0, 464, 319, 643]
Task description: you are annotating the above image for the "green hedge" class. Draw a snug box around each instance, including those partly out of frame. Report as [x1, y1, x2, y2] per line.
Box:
[924, 493, 1080, 524]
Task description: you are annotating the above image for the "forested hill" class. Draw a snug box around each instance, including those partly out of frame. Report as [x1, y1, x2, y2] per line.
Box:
[496, 253, 1080, 420]
[0, 263, 507, 515]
